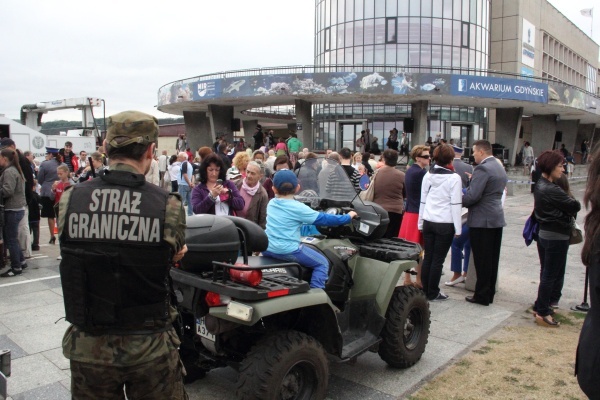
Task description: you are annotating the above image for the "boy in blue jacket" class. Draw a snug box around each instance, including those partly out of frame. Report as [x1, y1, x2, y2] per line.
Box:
[263, 170, 357, 288]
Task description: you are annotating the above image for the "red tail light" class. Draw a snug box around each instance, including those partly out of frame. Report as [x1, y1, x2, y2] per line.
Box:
[205, 292, 231, 307]
[229, 264, 263, 287]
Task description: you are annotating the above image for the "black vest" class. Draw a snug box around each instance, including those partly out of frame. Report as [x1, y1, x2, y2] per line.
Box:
[60, 169, 172, 333]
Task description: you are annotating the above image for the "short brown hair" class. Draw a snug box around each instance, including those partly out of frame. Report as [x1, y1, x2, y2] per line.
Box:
[410, 145, 430, 162]
[536, 150, 564, 175]
[382, 149, 399, 166]
[433, 144, 454, 166]
[197, 146, 213, 160]
[473, 140, 492, 154]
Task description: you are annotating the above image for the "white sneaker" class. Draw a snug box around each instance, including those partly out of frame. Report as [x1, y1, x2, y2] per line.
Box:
[57, 256, 62, 260]
[444, 276, 465, 286]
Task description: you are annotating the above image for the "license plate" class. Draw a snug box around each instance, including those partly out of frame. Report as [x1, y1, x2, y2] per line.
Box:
[196, 317, 215, 341]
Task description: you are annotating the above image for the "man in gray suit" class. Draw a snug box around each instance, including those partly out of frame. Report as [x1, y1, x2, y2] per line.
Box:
[462, 140, 507, 306]
[452, 145, 473, 188]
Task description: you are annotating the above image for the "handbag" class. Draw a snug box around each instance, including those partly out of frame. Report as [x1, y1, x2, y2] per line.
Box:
[359, 172, 377, 202]
[570, 221, 583, 245]
[522, 212, 539, 246]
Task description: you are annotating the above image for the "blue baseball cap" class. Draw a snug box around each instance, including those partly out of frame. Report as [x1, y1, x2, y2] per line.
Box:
[452, 145, 463, 154]
[272, 169, 298, 192]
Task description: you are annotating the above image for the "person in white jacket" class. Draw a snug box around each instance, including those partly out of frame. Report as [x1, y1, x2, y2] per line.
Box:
[418, 144, 463, 301]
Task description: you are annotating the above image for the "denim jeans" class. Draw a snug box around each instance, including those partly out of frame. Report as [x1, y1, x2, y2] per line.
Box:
[4, 210, 25, 269]
[534, 236, 570, 316]
[178, 185, 193, 216]
[450, 224, 470, 274]
[263, 245, 329, 289]
[421, 220, 455, 300]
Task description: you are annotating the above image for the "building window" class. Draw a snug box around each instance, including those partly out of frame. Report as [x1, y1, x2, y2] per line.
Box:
[386, 17, 397, 43]
[324, 27, 330, 51]
[462, 22, 470, 48]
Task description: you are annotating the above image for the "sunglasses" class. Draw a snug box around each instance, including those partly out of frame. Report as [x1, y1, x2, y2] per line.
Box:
[418, 154, 431, 159]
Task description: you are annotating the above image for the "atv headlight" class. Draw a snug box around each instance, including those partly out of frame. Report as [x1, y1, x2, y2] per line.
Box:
[226, 301, 254, 322]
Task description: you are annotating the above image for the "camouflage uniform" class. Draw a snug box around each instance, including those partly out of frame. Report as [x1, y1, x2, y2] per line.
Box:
[58, 111, 188, 399]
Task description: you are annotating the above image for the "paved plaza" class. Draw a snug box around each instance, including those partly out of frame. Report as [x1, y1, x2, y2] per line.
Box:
[0, 180, 589, 399]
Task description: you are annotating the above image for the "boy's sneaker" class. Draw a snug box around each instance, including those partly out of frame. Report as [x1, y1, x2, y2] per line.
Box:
[431, 292, 449, 302]
[32, 245, 40, 251]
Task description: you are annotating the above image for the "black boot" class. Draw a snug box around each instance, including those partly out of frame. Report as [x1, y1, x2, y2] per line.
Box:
[30, 222, 40, 251]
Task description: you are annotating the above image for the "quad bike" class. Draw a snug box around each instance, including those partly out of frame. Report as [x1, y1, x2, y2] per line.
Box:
[170, 159, 430, 400]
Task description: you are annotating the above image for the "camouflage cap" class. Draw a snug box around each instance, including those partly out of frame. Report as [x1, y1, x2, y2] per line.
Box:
[106, 111, 159, 148]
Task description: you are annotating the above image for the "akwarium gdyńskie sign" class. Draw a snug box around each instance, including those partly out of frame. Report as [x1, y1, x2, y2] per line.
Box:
[451, 75, 548, 103]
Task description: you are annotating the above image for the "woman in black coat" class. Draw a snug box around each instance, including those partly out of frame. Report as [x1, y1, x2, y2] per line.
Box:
[532, 151, 581, 327]
[576, 146, 600, 399]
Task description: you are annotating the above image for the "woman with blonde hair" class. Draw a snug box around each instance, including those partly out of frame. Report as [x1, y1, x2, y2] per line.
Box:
[226, 151, 250, 183]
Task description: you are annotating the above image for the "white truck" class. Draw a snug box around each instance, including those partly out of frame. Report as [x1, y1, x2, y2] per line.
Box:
[0, 115, 96, 160]
[0, 97, 104, 159]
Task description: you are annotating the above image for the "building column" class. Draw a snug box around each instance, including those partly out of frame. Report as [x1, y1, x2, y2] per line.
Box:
[295, 100, 313, 150]
[243, 119, 260, 149]
[208, 105, 235, 144]
[411, 100, 429, 146]
[531, 115, 557, 154]
[183, 111, 212, 151]
[495, 108, 523, 166]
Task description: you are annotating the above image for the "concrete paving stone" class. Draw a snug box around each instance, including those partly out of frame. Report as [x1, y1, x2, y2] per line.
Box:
[12, 382, 70, 400]
[0, 290, 63, 316]
[50, 287, 63, 297]
[430, 305, 512, 345]
[186, 367, 237, 400]
[42, 348, 69, 372]
[326, 375, 396, 400]
[0, 282, 51, 301]
[41, 277, 63, 289]
[1, 303, 66, 333]
[7, 320, 69, 355]
[0, 321, 9, 336]
[328, 335, 469, 398]
[7, 353, 68, 396]
[0, 335, 28, 359]
[59, 378, 70, 392]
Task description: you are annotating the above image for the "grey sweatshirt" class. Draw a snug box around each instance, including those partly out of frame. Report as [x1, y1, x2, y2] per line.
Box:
[1, 166, 26, 210]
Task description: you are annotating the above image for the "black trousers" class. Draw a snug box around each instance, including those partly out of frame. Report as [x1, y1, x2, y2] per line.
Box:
[469, 227, 503, 304]
[421, 220, 455, 300]
[384, 211, 403, 239]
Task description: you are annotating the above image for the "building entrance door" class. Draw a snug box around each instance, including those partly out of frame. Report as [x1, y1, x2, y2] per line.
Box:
[339, 122, 363, 151]
[450, 124, 471, 148]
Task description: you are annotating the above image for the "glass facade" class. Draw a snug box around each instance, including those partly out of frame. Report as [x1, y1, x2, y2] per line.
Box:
[313, 0, 490, 150]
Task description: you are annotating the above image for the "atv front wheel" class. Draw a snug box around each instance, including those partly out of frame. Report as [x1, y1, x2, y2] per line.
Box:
[378, 285, 430, 368]
[236, 330, 328, 400]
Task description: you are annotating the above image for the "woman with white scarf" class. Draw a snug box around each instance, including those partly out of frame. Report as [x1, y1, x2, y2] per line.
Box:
[235, 161, 268, 229]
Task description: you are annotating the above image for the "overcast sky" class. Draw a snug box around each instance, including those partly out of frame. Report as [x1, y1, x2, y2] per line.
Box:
[0, 0, 598, 122]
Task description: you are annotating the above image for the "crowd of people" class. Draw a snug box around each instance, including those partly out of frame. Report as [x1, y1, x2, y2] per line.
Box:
[0, 112, 597, 398]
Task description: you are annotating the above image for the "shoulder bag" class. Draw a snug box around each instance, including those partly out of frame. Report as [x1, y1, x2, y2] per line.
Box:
[570, 220, 583, 245]
[359, 171, 377, 202]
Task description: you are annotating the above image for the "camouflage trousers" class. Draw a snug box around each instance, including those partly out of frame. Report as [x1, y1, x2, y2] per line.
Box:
[69, 348, 188, 399]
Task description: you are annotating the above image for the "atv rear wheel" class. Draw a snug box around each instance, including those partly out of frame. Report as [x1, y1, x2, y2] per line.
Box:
[236, 330, 328, 400]
[378, 285, 430, 368]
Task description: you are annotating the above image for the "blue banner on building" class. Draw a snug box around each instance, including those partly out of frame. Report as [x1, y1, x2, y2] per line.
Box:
[192, 79, 221, 100]
[451, 75, 548, 103]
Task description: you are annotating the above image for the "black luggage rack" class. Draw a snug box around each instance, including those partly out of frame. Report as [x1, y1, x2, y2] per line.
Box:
[358, 237, 422, 263]
[170, 261, 310, 302]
